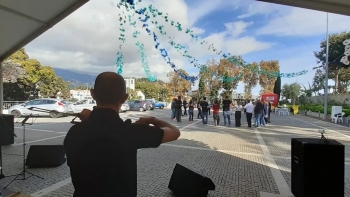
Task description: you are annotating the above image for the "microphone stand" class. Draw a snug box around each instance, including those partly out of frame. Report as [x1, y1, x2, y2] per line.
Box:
[4, 114, 44, 190]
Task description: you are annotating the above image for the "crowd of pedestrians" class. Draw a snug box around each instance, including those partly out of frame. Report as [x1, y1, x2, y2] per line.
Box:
[170, 96, 273, 128]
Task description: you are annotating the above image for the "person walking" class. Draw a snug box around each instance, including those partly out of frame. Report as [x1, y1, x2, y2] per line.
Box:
[212, 99, 220, 126]
[254, 100, 264, 127]
[261, 100, 268, 125]
[197, 100, 202, 119]
[267, 101, 272, 123]
[200, 97, 209, 124]
[244, 100, 254, 127]
[188, 100, 194, 123]
[175, 96, 182, 123]
[222, 96, 231, 126]
[171, 98, 176, 120]
[234, 102, 243, 127]
[183, 99, 188, 116]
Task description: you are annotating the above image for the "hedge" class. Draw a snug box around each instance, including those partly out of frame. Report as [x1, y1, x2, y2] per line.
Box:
[299, 104, 350, 117]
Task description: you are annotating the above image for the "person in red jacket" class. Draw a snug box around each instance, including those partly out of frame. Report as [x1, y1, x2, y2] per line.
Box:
[212, 99, 220, 126]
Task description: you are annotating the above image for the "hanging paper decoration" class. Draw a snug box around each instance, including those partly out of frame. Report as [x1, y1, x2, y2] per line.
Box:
[341, 39, 350, 65]
[117, 0, 309, 83]
[135, 6, 198, 82]
[136, 42, 157, 81]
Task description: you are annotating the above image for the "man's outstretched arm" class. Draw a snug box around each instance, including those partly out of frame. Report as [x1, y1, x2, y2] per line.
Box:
[135, 117, 180, 143]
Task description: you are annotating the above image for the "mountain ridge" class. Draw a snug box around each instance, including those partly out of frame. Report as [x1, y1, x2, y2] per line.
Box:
[53, 68, 96, 86]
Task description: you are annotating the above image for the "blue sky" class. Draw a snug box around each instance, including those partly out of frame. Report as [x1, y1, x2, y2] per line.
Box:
[26, 0, 350, 95]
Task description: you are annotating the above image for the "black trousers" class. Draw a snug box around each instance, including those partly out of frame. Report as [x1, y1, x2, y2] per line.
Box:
[246, 113, 252, 127]
[183, 107, 187, 115]
[197, 108, 202, 118]
[175, 109, 182, 122]
[235, 111, 241, 127]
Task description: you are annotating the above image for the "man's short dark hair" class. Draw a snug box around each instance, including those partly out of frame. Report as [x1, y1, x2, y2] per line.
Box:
[93, 72, 126, 105]
[225, 96, 229, 99]
[178, 96, 181, 99]
[203, 97, 206, 100]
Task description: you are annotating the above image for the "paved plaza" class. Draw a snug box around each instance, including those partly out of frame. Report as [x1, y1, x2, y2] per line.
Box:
[0, 109, 349, 197]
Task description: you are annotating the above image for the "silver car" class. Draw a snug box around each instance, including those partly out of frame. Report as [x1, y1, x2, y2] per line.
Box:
[69, 99, 129, 113]
[8, 98, 70, 118]
[128, 100, 150, 112]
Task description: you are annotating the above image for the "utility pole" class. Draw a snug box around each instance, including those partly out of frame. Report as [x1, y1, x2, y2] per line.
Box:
[324, 12, 330, 120]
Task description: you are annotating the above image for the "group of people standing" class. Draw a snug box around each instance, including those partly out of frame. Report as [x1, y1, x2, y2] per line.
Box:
[170, 96, 273, 128]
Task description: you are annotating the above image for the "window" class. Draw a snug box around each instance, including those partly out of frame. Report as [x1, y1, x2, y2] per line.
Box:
[130, 79, 134, 85]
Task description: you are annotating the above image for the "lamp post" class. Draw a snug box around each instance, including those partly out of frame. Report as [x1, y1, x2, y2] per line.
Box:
[324, 12, 330, 119]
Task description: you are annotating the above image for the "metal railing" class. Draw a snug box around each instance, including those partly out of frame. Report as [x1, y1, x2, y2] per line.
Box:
[3, 101, 26, 110]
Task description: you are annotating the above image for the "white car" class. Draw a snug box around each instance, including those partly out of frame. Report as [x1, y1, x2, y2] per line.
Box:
[69, 99, 129, 113]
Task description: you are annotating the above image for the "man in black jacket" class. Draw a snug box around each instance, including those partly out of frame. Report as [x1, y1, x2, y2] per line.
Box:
[174, 96, 182, 122]
[64, 72, 180, 197]
[200, 97, 209, 124]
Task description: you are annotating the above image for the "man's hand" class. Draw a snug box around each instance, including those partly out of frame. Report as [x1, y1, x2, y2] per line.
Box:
[134, 116, 156, 125]
[79, 109, 92, 121]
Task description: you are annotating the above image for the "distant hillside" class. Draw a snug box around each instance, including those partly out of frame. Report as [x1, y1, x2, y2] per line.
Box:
[53, 68, 96, 87]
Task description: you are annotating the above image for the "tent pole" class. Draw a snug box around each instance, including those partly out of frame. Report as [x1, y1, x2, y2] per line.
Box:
[0, 60, 3, 114]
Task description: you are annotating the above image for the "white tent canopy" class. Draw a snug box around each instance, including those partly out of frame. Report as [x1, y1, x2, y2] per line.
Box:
[257, 0, 350, 16]
[0, 0, 89, 113]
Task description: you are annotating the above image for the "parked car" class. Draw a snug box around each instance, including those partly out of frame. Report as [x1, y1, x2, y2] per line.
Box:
[128, 100, 150, 112]
[145, 99, 155, 110]
[121, 102, 130, 112]
[8, 98, 70, 118]
[69, 99, 96, 113]
[154, 101, 165, 109]
[70, 99, 129, 113]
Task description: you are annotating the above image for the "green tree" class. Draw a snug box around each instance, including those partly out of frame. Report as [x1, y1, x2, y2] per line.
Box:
[314, 31, 350, 93]
[2, 60, 26, 83]
[273, 76, 281, 100]
[222, 72, 232, 97]
[167, 70, 191, 96]
[198, 76, 205, 100]
[281, 83, 302, 105]
[127, 88, 141, 100]
[135, 78, 159, 98]
[157, 85, 171, 101]
[4, 48, 71, 100]
[259, 60, 280, 93]
[312, 69, 325, 95]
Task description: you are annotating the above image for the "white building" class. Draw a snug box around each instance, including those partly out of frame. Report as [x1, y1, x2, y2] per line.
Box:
[70, 90, 92, 101]
[124, 77, 135, 91]
[232, 91, 259, 100]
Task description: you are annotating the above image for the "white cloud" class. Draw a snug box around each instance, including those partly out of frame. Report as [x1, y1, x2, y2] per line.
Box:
[237, 1, 275, 19]
[25, 0, 273, 84]
[225, 21, 254, 37]
[257, 7, 350, 36]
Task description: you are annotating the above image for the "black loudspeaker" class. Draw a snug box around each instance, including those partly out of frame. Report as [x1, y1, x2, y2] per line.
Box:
[168, 163, 215, 197]
[0, 114, 15, 146]
[26, 145, 66, 168]
[291, 138, 344, 197]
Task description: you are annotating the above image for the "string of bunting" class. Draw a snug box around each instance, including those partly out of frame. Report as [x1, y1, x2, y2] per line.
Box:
[116, 0, 157, 81]
[134, 3, 241, 83]
[119, 0, 308, 82]
[143, 3, 309, 78]
[136, 41, 157, 81]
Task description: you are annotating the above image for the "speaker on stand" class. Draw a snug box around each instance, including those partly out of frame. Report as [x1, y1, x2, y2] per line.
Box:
[291, 137, 344, 197]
